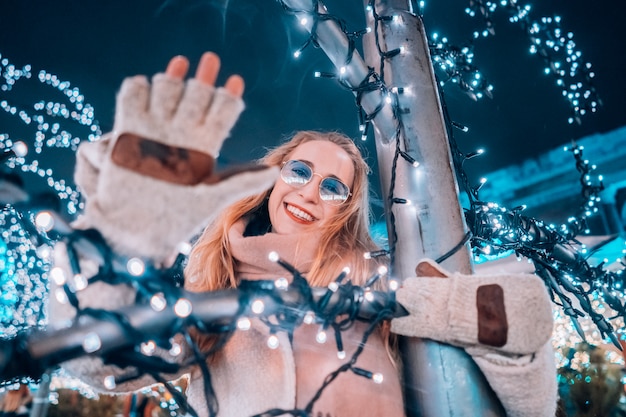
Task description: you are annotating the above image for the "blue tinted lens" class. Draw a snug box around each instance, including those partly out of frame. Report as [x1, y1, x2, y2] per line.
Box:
[281, 160, 312, 185]
[319, 178, 350, 205]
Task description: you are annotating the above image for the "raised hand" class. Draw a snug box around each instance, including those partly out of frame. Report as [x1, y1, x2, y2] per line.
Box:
[74, 52, 277, 263]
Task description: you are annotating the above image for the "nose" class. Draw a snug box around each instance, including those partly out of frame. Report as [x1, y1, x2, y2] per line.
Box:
[298, 175, 322, 203]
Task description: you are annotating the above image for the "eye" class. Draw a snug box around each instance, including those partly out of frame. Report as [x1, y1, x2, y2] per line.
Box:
[321, 179, 349, 199]
[321, 179, 342, 194]
[282, 160, 312, 185]
[291, 165, 310, 178]
[288, 160, 311, 177]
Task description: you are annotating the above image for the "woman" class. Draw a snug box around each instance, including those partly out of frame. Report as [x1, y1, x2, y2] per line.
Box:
[183, 130, 405, 417]
[50, 53, 557, 417]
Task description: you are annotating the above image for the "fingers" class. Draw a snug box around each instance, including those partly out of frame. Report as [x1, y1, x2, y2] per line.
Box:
[224, 75, 245, 97]
[414, 259, 448, 278]
[166, 52, 245, 97]
[165, 56, 190, 79]
[195, 52, 220, 86]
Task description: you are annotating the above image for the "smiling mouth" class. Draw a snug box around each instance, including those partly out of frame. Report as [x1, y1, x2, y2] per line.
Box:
[284, 203, 316, 223]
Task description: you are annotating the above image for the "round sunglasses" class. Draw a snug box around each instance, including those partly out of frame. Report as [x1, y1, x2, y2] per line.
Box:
[280, 159, 351, 206]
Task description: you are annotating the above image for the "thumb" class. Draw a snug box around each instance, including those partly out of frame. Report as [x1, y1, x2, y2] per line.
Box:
[197, 166, 278, 212]
[415, 258, 449, 278]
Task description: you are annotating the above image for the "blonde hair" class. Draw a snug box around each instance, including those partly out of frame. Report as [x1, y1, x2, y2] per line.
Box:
[185, 130, 383, 292]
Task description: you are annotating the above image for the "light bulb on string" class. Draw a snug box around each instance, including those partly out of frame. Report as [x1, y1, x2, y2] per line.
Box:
[267, 334, 280, 349]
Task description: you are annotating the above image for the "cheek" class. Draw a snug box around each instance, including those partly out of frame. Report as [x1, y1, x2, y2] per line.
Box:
[319, 204, 343, 225]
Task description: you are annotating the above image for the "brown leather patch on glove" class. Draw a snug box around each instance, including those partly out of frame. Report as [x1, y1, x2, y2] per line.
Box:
[112, 133, 215, 185]
[476, 284, 508, 347]
[112, 133, 268, 185]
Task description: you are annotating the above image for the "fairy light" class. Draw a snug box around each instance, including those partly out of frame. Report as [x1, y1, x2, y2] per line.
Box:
[11, 141, 27, 157]
[34, 211, 54, 232]
[316, 329, 327, 344]
[251, 299, 265, 315]
[49, 266, 66, 286]
[150, 293, 167, 312]
[176, 241, 192, 256]
[127, 258, 146, 276]
[0, 207, 49, 336]
[141, 340, 157, 356]
[274, 277, 289, 290]
[467, 145, 623, 345]
[1, 55, 101, 219]
[72, 273, 88, 291]
[173, 298, 192, 318]
[429, 35, 493, 101]
[54, 288, 68, 304]
[268, 251, 280, 263]
[303, 311, 315, 325]
[103, 376, 116, 390]
[169, 341, 182, 356]
[465, 1, 599, 123]
[82, 332, 102, 353]
[236, 317, 252, 331]
[267, 334, 280, 349]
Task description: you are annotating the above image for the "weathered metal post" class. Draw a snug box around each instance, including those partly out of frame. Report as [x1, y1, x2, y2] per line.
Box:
[278, 0, 505, 414]
[361, 1, 505, 415]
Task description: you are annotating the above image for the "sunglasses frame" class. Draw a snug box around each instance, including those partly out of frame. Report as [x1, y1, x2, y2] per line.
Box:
[280, 159, 352, 206]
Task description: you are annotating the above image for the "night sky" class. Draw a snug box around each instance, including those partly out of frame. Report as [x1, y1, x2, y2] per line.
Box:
[1, 0, 625, 203]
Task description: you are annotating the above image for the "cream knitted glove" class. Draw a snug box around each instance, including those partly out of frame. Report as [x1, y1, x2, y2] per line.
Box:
[390, 259, 554, 355]
[74, 73, 277, 263]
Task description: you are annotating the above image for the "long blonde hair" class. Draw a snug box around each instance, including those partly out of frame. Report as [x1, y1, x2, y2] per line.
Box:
[185, 130, 383, 292]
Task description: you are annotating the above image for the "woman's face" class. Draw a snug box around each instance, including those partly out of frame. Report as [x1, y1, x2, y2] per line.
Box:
[268, 140, 355, 235]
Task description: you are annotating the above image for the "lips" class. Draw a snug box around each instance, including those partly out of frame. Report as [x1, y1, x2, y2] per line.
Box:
[284, 203, 316, 224]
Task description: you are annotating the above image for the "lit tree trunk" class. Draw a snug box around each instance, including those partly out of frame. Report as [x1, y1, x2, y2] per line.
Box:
[279, 0, 505, 414]
[361, 1, 504, 415]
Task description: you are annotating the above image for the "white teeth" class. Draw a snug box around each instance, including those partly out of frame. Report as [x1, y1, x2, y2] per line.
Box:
[286, 204, 314, 222]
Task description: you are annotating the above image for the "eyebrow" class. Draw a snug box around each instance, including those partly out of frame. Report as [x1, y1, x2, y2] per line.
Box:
[298, 159, 343, 181]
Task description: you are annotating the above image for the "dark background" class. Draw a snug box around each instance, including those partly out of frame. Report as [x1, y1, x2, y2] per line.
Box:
[1, 0, 625, 217]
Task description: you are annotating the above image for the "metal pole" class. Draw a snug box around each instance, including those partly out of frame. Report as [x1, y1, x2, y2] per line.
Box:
[360, 1, 505, 415]
[277, 1, 503, 414]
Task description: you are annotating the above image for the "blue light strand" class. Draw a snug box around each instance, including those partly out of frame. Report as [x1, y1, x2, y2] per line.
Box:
[0, 206, 50, 339]
[1, 52, 101, 217]
[464, 0, 600, 124]
[429, 33, 494, 101]
[461, 146, 624, 347]
[0, 52, 101, 339]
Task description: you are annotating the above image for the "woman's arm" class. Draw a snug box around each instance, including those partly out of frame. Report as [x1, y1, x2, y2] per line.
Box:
[391, 259, 558, 416]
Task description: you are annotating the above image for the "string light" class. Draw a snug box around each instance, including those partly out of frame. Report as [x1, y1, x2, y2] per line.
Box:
[103, 376, 116, 390]
[267, 334, 280, 349]
[236, 317, 252, 331]
[464, 1, 600, 123]
[173, 299, 192, 318]
[1, 54, 101, 218]
[150, 293, 167, 312]
[127, 258, 146, 276]
[82, 332, 102, 353]
[140, 341, 157, 356]
[251, 299, 265, 315]
[429, 36, 494, 101]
